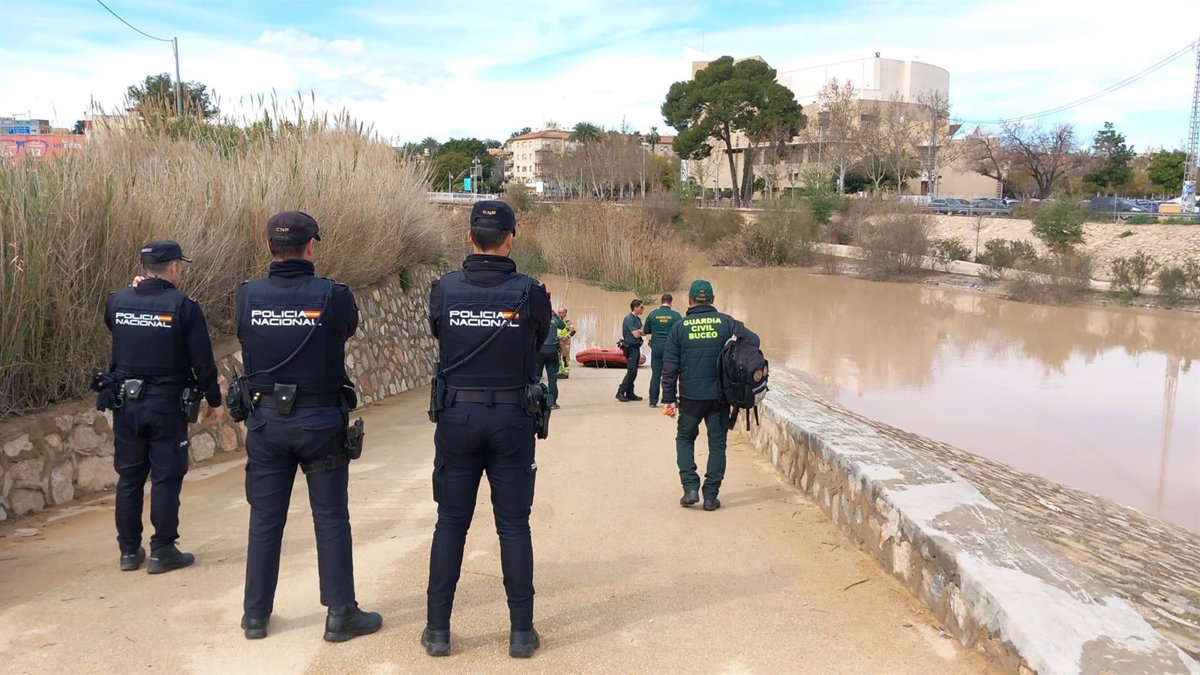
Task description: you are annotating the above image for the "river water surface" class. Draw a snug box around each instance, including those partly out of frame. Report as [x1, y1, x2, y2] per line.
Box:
[544, 267, 1200, 533]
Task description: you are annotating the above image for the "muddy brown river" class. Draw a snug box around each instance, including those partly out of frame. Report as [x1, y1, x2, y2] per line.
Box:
[543, 267, 1200, 533]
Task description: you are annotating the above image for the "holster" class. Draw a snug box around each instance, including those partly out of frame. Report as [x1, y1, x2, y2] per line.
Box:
[90, 368, 122, 412]
[428, 364, 447, 424]
[181, 386, 203, 424]
[525, 383, 551, 440]
[121, 379, 146, 401]
[225, 371, 253, 423]
[345, 418, 365, 460]
[271, 383, 298, 416]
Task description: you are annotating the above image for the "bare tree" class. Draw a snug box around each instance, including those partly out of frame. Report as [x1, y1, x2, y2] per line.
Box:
[817, 78, 862, 193]
[916, 91, 962, 195]
[997, 121, 1080, 199]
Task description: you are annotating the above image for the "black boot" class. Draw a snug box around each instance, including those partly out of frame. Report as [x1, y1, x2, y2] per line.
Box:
[509, 627, 541, 658]
[324, 603, 382, 643]
[680, 489, 699, 507]
[627, 393, 644, 402]
[420, 626, 451, 656]
[241, 615, 269, 640]
[120, 547, 146, 572]
[703, 496, 722, 511]
[147, 544, 194, 574]
[615, 392, 630, 402]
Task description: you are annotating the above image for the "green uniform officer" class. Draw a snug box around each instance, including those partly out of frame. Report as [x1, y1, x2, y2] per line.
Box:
[615, 299, 645, 402]
[662, 280, 759, 511]
[642, 294, 681, 408]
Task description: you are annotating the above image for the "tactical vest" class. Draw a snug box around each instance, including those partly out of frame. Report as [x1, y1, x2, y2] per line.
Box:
[438, 271, 537, 389]
[110, 286, 188, 380]
[239, 276, 344, 393]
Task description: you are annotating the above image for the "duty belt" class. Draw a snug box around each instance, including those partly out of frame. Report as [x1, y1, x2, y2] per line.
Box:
[124, 383, 185, 397]
[449, 388, 524, 406]
[255, 392, 343, 409]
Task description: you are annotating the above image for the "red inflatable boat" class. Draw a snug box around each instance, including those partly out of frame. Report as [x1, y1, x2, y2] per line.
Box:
[575, 348, 646, 368]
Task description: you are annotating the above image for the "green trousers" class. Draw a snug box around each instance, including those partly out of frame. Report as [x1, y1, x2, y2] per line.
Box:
[648, 348, 664, 406]
[676, 407, 728, 498]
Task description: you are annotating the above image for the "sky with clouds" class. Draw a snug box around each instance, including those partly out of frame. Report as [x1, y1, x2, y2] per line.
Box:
[2, 0, 1198, 151]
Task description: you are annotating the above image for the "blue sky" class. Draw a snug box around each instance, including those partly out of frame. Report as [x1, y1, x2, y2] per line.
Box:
[1, 0, 1197, 151]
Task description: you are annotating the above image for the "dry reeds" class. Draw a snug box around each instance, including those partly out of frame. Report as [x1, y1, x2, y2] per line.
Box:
[0, 105, 449, 418]
[514, 203, 686, 296]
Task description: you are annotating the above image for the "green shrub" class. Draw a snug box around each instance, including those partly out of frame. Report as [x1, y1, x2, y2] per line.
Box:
[975, 239, 1039, 278]
[1004, 253, 1094, 305]
[929, 237, 971, 270]
[859, 204, 931, 280]
[1030, 198, 1087, 253]
[714, 198, 820, 267]
[1118, 230, 1134, 238]
[676, 206, 744, 248]
[1183, 258, 1200, 299]
[1156, 266, 1187, 306]
[1109, 250, 1159, 296]
[1124, 215, 1156, 225]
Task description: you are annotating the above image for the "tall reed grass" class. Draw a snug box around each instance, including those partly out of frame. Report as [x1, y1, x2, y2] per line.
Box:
[0, 104, 448, 418]
[511, 203, 686, 296]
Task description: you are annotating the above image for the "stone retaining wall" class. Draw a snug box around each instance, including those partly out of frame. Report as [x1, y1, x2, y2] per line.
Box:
[0, 268, 441, 522]
[746, 369, 1199, 675]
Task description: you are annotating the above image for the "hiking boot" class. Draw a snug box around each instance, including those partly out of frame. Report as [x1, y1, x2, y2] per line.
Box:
[324, 603, 382, 642]
[147, 544, 194, 574]
[241, 615, 269, 640]
[703, 496, 722, 511]
[615, 393, 631, 402]
[509, 627, 541, 658]
[627, 394, 644, 402]
[120, 547, 146, 572]
[680, 489, 699, 507]
[420, 626, 451, 656]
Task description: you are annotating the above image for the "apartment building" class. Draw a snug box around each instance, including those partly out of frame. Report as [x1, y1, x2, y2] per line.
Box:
[504, 129, 574, 189]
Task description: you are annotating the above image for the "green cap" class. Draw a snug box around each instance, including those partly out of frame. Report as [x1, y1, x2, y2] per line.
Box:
[689, 279, 714, 303]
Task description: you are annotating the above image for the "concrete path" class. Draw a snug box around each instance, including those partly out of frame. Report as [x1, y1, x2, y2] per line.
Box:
[0, 368, 995, 674]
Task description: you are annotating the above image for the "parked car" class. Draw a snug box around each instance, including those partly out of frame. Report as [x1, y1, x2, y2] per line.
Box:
[1087, 196, 1145, 214]
[927, 198, 971, 214]
[968, 198, 1012, 215]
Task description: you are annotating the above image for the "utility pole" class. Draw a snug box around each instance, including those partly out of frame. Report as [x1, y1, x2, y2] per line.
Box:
[1183, 36, 1200, 214]
[173, 38, 183, 115]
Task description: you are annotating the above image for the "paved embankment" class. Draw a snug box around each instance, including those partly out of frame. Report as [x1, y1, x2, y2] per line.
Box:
[746, 368, 1199, 674]
[0, 367, 993, 674]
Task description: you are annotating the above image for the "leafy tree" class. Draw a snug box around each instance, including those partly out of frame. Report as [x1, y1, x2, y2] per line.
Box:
[662, 55, 803, 207]
[1147, 149, 1187, 194]
[509, 126, 533, 138]
[71, 119, 86, 135]
[431, 151, 472, 191]
[127, 72, 219, 119]
[1031, 198, 1087, 254]
[1083, 122, 1134, 194]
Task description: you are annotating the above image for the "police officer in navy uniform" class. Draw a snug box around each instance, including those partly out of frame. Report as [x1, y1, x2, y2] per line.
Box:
[235, 211, 381, 642]
[422, 200, 552, 659]
[105, 241, 221, 574]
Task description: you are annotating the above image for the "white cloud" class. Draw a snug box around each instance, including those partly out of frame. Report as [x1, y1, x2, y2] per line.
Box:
[327, 39, 364, 56]
[256, 28, 323, 52]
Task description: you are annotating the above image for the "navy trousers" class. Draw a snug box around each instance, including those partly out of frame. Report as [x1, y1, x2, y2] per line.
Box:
[242, 405, 354, 620]
[112, 394, 189, 553]
[427, 401, 537, 631]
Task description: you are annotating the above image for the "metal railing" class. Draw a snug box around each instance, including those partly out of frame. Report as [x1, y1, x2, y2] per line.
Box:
[426, 192, 499, 204]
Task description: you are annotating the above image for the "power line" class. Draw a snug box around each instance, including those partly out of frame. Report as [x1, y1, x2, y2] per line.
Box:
[959, 39, 1198, 126]
[95, 0, 173, 42]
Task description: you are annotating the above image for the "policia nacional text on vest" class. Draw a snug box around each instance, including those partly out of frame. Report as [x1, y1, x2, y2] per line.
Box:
[227, 210, 379, 644]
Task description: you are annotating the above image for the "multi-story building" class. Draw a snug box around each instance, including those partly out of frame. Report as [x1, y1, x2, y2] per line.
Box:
[685, 55, 998, 200]
[504, 129, 575, 190]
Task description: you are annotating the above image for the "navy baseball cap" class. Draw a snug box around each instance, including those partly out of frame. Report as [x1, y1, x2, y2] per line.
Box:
[267, 211, 321, 244]
[139, 240, 192, 265]
[470, 200, 516, 231]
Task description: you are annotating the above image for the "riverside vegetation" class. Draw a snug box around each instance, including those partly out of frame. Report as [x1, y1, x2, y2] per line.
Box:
[0, 105, 449, 418]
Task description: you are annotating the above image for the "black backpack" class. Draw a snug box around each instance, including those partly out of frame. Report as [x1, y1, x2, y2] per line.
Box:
[719, 336, 769, 429]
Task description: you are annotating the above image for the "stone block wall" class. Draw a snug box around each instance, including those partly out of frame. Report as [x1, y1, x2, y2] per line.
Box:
[745, 369, 1198, 674]
[0, 268, 441, 522]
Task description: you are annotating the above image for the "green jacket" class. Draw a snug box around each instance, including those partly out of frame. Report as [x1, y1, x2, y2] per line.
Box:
[643, 305, 682, 351]
[662, 304, 759, 403]
[622, 312, 643, 346]
[542, 314, 565, 350]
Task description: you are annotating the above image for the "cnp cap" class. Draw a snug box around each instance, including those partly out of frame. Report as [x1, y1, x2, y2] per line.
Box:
[470, 200, 516, 231]
[266, 211, 321, 245]
[689, 279, 714, 303]
[139, 240, 192, 265]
